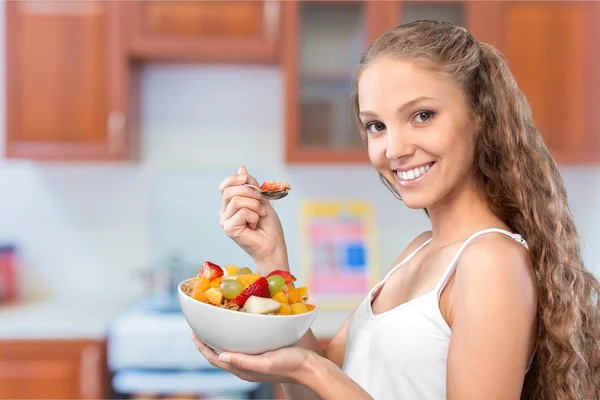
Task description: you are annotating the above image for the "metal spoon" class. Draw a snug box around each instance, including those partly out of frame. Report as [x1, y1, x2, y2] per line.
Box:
[244, 184, 290, 200]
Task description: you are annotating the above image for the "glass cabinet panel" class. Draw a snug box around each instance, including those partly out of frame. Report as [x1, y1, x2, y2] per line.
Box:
[298, 2, 366, 150]
[401, 2, 465, 26]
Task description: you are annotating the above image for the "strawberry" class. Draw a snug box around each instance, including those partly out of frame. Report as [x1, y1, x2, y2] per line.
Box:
[200, 261, 224, 281]
[230, 277, 270, 307]
[267, 270, 296, 285]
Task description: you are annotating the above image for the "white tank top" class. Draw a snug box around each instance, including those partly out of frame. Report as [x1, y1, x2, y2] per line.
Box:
[342, 228, 530, 399]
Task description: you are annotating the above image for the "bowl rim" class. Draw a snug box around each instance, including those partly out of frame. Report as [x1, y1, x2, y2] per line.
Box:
[178, 278, 319, 319]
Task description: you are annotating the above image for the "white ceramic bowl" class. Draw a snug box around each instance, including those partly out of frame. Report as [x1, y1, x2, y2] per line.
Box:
[178, 278, 319, 355]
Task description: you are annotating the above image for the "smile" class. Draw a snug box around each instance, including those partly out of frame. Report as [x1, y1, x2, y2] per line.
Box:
[396, 162, 435, 182]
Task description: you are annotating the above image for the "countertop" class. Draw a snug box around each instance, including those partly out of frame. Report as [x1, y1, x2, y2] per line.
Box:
[0, 297, 136, 340]
[0, 296, 352, 340]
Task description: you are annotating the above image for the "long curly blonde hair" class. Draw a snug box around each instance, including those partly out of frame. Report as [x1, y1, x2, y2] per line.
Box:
[351, 20, 600, 399]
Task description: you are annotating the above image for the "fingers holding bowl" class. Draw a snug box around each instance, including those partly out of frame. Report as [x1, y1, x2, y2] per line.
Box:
[191, 334, 231, 370]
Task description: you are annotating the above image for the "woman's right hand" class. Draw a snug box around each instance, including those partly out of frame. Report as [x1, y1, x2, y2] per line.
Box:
[219, 166, 289, 275]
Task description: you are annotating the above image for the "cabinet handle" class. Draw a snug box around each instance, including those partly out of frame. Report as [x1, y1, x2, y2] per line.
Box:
[263, 1, 280, 41]
[79, 345, 101, 399]
[108, 111, 126, 157]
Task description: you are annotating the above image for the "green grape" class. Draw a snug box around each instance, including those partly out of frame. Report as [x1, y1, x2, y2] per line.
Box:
[220, 279, 244, 300]
[236, 267, 253, 275]
[267, 275, 285, 297]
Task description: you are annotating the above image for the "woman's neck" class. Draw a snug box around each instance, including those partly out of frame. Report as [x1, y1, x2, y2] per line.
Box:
[427, 180, 507, 248]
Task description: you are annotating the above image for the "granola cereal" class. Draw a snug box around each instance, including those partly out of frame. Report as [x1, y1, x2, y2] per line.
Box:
[181, 279, 194, 296]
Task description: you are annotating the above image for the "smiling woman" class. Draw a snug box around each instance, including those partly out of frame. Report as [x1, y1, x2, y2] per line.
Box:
[193, 20, 600, 400]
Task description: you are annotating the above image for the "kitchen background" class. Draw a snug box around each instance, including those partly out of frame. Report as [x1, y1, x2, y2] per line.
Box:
[0, 1, 598, 399]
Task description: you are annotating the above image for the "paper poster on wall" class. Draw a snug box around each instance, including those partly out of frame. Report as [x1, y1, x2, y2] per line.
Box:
[300, 201, 380, 310]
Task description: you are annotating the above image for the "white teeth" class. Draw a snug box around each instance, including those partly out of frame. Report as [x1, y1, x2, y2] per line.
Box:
[397, 163, 433, 181]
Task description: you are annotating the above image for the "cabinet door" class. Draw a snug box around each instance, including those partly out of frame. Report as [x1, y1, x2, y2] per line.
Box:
[126, 1, 280, 63]
[0, 339, 106, 399]
[283, 1, 396, 163]
[5, 1, 129, 160]
[501, 1, 600, 164]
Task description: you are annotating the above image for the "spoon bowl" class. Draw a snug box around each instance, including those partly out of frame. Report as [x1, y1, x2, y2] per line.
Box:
[244, 184, 290, 200]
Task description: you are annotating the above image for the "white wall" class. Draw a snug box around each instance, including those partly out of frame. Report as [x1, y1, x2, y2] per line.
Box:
[0, 4, 598, 304]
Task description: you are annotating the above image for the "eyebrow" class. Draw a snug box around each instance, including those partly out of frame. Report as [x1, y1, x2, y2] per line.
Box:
[359, 96, 436, 119]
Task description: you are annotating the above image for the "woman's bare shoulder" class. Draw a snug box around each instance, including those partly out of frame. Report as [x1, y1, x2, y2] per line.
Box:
[454, 233, 537, 317]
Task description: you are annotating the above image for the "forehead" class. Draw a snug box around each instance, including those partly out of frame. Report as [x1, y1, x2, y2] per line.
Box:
[357, 57, 463, 111]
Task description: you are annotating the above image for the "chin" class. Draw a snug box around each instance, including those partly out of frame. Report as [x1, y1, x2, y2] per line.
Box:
[398, 194, 432, 210]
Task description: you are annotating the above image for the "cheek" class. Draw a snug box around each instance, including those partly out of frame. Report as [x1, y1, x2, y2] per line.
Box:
[429, 124, 472, 160]
[439, 133, 476, 178]
[450, 132, 476, 165]
[367, 137, 386, 167]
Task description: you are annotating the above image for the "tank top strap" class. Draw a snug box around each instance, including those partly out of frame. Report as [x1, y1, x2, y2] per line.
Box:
[434, 228, 529, 296]
[382, 237, 432, 282]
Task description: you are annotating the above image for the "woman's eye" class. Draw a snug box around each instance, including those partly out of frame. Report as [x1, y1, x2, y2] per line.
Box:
[413, 111, 435, 124]
[365, 122, 386, 134]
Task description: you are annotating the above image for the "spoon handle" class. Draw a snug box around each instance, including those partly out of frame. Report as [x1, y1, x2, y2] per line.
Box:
[243, 183, 261, 191]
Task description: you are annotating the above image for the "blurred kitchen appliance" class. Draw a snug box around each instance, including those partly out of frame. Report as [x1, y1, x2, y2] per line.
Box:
[107, 299, 264, 398]
[108, 251, 268, 398]
[137, 251, 196, 312]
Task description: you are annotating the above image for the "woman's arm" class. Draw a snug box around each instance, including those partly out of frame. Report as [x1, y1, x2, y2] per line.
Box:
[281, 313, 354, 399]
[295, 351, 374, 400]
[446, 235, 538, 399]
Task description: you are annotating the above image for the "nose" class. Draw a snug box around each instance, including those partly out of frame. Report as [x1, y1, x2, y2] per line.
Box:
[385, 127, 414, 160]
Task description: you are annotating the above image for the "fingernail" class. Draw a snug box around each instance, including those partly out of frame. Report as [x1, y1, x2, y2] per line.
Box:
[237, 175, 247, 183]
[219, 353, 231, 364]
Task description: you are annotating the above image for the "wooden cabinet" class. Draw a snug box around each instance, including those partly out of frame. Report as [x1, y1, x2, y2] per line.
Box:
[5, 1, 130, 161]
[282, 0, 599, 164]
[124, 1, 281, 63]
[4, 0, 280, 161]
[5, 1, 597, 164]
[0, 339, 107, 400]
[500, 1, 600, 164]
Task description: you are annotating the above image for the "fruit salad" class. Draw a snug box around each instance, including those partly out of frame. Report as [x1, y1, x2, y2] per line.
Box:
[260, 180, 291, 192]
[181, 261, 315, 316]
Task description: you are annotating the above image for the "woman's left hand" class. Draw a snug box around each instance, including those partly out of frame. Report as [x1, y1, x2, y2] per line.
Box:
[192, 334, 312, 384]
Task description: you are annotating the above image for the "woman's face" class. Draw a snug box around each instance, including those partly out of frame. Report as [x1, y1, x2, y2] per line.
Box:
[358, 57, 477, 210]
